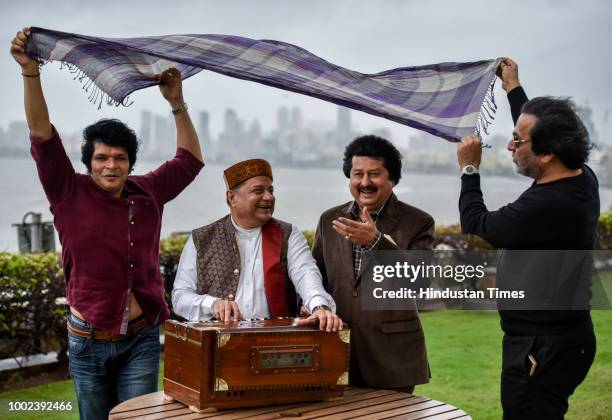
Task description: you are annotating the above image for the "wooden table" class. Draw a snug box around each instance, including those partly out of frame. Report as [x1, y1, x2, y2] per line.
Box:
[109, 387, 471, 419]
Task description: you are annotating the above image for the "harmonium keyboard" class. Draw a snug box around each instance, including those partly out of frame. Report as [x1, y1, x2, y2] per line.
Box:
[163, 318, 351, 412]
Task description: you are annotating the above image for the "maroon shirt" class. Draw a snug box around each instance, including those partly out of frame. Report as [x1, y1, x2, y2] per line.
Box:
[30, 128, 204, 333]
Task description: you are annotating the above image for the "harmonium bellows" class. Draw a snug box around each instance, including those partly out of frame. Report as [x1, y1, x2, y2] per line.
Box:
[163, 318, 351, 411]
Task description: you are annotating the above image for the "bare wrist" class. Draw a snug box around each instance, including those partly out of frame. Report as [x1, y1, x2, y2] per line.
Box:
[168, 97, 185, 107]
[21, 62, 39, 74]
[503, 81, 520, 93]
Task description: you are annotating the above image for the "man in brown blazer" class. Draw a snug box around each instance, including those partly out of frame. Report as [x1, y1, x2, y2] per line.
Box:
[312, 135, 434, 392]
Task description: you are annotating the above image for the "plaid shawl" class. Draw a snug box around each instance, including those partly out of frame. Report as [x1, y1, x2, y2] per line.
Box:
[26, 27, 500, 141]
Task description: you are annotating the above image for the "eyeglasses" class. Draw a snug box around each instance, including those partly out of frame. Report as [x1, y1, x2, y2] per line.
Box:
[509, 135, 531, 148]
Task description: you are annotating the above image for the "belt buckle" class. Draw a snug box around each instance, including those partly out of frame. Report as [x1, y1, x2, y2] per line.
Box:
[102, 331, 125, 342]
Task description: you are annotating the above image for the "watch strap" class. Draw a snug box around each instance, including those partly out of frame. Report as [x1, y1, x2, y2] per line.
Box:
[311, 304, 331, 313]
[461, 165, 479, 175]
[172, 102, 188, 115]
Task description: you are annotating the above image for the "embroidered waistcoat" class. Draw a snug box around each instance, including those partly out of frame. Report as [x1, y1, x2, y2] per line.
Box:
[191, 215, 297, 317]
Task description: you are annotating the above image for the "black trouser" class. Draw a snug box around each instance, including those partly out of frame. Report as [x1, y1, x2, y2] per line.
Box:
[501, 327, 596, 420]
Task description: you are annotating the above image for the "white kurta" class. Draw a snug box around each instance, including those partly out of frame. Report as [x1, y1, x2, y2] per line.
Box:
[172, 218, 335, 321]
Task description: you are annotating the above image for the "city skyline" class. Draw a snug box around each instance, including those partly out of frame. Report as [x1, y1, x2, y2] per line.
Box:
[0, 96, 605, 152]
[1, 1, 610, 149]
[8, 101, 612, 187]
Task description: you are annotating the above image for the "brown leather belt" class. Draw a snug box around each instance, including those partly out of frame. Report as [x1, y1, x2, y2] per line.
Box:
[67, 317, 148, 342]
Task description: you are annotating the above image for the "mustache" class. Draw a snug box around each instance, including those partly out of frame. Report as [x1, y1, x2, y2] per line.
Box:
[359, 186, 377, 193]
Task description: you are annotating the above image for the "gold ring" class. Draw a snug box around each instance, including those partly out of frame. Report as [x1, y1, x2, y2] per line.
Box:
[345, 234, 351, 240]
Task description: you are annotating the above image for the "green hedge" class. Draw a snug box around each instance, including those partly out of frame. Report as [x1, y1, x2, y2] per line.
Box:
[0, 253, 66, 361]
[159, 234, 189, 316]
[598, 212, 612, 250]
[2, 214, 612, 361]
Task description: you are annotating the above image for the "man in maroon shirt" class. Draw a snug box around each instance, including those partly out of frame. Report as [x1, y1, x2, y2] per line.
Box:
[11, 28, 204, 419]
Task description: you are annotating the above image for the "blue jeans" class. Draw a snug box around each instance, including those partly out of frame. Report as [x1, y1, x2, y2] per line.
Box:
[67, 313, 160, 420]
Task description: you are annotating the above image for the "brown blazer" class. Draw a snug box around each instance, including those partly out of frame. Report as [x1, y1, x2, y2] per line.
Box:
[312, 193, 435, 388]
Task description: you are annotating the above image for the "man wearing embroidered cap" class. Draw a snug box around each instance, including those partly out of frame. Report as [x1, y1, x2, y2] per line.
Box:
[173, 159, 342, 331]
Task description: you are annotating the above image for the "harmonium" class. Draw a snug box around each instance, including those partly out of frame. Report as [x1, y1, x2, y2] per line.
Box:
[163, 318, 351, 412]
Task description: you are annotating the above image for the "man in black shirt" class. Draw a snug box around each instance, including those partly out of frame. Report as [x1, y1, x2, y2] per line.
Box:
[457, 58, 597, 419]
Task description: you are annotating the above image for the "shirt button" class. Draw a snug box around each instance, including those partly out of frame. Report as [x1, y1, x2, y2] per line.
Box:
[130, 242, 134, 247]
[131, 221, 135, 225]
[130, 264, 134, 268]
[352, 291, 358, 297]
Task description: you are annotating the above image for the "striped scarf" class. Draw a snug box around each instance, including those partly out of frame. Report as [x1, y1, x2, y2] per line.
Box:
[26, 27, 500, 141]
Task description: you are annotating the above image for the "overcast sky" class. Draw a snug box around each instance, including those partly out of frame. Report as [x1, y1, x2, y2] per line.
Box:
[1, 0, 610, 144]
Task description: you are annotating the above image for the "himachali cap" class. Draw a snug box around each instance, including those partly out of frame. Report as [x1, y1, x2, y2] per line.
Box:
[224, 159, 273, 190]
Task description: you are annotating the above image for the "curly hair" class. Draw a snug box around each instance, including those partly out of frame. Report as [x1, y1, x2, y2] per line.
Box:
[342, 135, 402, 184]
[81, 119, 139, 173]
[521, 97, 592, 169]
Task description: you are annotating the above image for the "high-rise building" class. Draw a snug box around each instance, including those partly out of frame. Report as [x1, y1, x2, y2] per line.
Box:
[139, 110, 152, 143]
[139, 110, 152, 157]
[248, 119, 262, 144]
[277, 106, 289, 132]
[334, 106, 353, 153]
[290, 106, 302, 131]
[152, 114, 174, 159]
[218, 108, 246, 162]
[337, 107, 351, 138]
[198, 111, 212, 159]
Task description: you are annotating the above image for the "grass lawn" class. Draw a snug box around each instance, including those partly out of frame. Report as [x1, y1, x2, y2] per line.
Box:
[418, 310, 612, 420]
[0, 311, 610, 419]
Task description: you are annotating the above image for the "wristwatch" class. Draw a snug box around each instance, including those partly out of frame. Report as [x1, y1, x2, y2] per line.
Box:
[461, 164, 479, 175]
[311, 305, 331, 313]
[171, 102, 188, 115]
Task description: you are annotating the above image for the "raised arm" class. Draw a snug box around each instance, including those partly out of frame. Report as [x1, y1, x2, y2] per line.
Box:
[10, 27, 53, 140]
[497, 57, 528, 124]
[456, 58, 531, 248]
[156, 68, 203, 162]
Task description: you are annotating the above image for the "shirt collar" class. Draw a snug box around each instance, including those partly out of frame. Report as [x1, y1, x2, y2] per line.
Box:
[230, 216, 262, 236]
[346, 197, 389, 221]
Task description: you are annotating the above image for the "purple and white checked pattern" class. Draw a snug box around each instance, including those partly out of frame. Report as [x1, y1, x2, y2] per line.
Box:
[27, 27, 500, 141]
